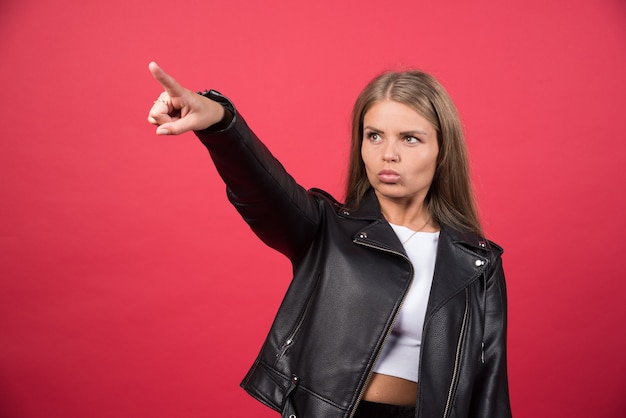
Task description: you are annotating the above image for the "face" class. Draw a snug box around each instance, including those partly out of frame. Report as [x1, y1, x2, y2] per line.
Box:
[361, 100, 439, 206]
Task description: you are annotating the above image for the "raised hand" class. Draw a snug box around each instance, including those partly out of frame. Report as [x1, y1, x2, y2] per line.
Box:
[147, 62, 225, 135]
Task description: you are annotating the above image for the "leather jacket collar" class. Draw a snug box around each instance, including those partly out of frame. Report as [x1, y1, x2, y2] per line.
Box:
[341, 188, 501, 320]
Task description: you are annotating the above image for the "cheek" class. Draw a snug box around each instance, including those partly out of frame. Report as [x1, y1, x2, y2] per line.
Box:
[426, 157, 438, 177]
[413, 153, 438, 179]
[360, 143, 374, 172]
[425, 147, 439, 170]
[427, 157, 439, 182]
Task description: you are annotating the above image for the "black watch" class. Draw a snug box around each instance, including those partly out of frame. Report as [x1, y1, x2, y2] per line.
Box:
[197, 89, 235, 131]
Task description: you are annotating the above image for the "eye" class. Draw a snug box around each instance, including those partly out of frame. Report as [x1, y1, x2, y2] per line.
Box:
[404, 136, 419, 144]
[366, 132, 381, 142]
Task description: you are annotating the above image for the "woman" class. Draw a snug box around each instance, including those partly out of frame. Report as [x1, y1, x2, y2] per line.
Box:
[147, 62, 512, 418]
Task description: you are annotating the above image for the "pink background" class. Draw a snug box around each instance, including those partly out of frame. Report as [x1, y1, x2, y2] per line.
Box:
[1, 0, 625, 416]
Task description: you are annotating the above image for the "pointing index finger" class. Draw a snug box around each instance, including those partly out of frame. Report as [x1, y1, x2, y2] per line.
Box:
[148, 61, 186, 97]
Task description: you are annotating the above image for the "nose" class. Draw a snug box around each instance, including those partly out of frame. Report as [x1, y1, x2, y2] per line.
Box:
[382, 140, 399, 162]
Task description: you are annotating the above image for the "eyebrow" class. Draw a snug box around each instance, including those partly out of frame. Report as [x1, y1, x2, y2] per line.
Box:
[363, 126, 429, 136]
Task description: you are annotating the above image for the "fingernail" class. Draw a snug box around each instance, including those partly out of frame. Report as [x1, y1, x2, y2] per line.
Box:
[156, 127, 170, 135]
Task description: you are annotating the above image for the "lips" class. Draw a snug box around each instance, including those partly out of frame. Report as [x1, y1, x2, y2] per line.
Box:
[378, 169, 400, 183]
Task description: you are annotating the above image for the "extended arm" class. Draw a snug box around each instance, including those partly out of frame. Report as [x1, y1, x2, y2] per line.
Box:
[147, 63, 322, 259]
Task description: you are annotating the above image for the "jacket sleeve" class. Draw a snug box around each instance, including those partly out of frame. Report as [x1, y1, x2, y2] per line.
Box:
[193, 91, 322, 260]
[471, 255, 513, 417]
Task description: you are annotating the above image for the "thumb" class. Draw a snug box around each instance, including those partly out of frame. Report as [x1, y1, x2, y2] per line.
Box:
[148, 61, 186, 98]
[155, 117, 198, 136]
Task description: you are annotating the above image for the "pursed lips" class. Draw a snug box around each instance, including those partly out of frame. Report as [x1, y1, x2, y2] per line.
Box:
[377, 169, 400, 183]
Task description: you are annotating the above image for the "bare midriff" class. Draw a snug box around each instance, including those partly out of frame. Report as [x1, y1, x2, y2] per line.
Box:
[362, 373, 418, 406]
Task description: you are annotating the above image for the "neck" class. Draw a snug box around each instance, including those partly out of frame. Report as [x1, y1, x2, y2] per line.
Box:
[377, 194, 438, 232]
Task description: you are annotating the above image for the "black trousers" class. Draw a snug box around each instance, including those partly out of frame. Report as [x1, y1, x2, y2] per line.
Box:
[353, 400, 415, 418]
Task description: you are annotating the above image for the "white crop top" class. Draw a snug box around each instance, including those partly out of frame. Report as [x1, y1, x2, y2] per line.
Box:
[372, 224, 439, 383]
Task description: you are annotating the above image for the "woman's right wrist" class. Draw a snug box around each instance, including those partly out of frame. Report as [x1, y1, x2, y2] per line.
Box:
[197, 89, 236, 132]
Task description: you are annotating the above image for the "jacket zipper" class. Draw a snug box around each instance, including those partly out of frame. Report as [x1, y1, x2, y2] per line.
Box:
[275, 273, 321, 364]
[442, 288, 470, 418]
[348, 240, 414, 418]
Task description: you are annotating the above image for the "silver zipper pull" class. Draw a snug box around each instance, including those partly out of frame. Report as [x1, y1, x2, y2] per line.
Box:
[481, 342, 485, 364]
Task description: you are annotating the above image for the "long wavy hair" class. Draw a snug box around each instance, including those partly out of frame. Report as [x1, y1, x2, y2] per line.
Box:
[345, 70, 483, 236]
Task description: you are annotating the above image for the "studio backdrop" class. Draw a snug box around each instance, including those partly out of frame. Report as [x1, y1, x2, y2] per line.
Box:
[1, 0, 625, 417]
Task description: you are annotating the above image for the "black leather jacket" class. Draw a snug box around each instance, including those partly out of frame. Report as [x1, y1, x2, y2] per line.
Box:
[195, 91, 512, 418]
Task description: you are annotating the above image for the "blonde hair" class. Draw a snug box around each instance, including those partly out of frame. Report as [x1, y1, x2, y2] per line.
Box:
[345, 70, 483, 235]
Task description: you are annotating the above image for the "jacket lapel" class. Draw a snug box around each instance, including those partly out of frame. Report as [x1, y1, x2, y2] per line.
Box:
[344, 189, 490, 320]
[425, 225, 488, 321]
[344, 190, 407, 256]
